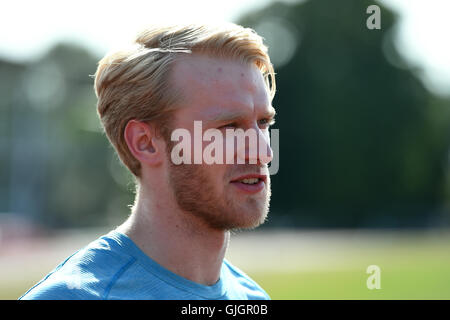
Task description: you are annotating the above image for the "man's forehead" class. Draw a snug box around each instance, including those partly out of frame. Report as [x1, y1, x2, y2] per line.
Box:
[172, 54, 268, 97]
[171, 54, 271, 119]
[201, 103, 276, 122]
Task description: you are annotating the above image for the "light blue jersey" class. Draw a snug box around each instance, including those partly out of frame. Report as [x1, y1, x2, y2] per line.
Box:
[19, 230, 270, 300]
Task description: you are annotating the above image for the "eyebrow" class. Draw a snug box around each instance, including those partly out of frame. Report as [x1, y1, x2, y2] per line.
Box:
[206, 106, 276, 123]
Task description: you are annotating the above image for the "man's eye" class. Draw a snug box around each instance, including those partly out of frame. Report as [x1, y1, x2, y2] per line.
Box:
[219, 123, 237, 129]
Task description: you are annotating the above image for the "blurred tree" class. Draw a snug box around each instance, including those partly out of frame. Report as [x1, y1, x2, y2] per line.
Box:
[36, 43, 136, 228]
[239, 0, 450, 228]
[1, 43, 135, 229]
[0, 60, 26, 215]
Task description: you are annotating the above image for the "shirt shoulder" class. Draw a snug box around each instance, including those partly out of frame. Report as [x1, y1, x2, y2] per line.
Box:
[19, 233, 136, 300]
[222, 259, 271, 300]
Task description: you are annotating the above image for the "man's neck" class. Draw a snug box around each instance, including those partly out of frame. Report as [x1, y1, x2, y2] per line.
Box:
[116, 189, 230, 286]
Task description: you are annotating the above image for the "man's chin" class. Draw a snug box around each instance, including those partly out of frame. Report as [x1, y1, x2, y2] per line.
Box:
[227, 194, 270, 229]
[234, 215, 267, 231]
[225, 207, 269, 231]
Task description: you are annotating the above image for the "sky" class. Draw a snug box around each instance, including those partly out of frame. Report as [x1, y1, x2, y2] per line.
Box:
[0, 0, 449, 96]
[379, 0, 450, 96]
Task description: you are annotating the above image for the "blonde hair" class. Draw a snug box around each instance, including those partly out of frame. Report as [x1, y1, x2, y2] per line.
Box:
[94, 23, 276, 178]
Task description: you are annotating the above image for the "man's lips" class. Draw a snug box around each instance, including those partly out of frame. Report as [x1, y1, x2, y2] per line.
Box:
[230, 174, 267, 194]
[230, 174, 267, 184]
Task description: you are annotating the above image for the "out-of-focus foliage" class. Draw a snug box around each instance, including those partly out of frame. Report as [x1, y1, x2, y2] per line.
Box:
[1, 0, 450, 229]
[0, 43, 135, 229]
[238, 0, 450, 228]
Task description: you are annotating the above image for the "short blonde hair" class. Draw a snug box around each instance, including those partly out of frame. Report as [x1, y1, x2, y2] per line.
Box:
[94, 23, 276, 177]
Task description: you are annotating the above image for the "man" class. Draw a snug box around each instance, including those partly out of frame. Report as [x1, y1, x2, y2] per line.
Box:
[20, 23, 277, 300]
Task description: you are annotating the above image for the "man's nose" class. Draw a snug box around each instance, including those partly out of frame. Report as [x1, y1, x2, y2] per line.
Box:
[236, 127, 273, 165]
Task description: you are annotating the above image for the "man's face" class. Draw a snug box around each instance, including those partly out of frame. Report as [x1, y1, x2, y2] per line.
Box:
[166, 54, 275, 231]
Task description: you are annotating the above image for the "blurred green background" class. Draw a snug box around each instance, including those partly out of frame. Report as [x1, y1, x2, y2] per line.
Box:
[1, 0, 450, 299]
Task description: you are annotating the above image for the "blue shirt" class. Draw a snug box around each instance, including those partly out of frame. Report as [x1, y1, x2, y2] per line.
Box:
[19, 230, 270, 300]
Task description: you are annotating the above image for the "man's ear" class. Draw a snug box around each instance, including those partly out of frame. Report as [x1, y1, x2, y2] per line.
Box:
[124, 120, 165, 166]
